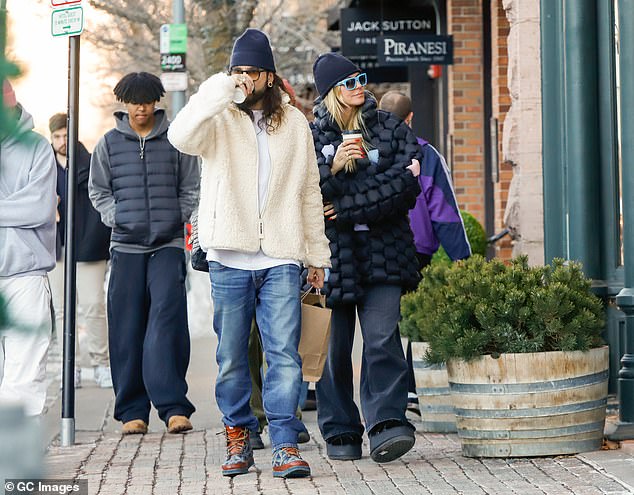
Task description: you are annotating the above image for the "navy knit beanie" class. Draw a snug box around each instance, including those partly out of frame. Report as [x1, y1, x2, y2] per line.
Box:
[230, 28, 276, 73]
[313, 52, 361, 98]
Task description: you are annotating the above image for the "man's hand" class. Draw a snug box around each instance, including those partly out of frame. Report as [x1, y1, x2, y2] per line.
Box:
[307, 267, 325, 289]
[407, 158, 421, 177]
[230, 73, 254, 100]
[323, 202, 337, 221]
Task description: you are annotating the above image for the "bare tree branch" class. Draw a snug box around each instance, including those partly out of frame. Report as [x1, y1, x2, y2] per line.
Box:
[84, 0, 334, 107]
[259, 0, 285, 31]
[88, 0, 166, 34]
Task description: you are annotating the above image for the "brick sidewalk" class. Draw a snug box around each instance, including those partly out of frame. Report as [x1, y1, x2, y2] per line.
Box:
[45, 424, 634, 495]
[43, 335, 634, 495]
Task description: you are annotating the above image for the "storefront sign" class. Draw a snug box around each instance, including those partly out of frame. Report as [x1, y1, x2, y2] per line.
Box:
[340, 7, 435, 60]
[377, 35, 453, 65]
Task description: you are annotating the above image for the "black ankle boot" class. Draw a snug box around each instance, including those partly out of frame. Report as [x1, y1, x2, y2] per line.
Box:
[368, 420, 415, 463]
[326, 433, 362, 460]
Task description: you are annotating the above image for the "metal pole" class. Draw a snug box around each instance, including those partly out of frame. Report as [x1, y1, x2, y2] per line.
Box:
[608, 0, 634, 440]
[540, 0, 566, 262]
[60, 34, 80, 447]
[597, 0, 623, 397]
[597, 0, 621, 281]
[563, 0, 602, 279]
[171, 0, 186, 115]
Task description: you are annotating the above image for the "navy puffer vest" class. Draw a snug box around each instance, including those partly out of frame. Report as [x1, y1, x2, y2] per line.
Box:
[105, 129, 182, 247]
[310, 94, 422, 306]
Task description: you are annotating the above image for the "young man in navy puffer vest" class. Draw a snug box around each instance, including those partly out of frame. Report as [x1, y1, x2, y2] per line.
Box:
[89, 72, 199, 436]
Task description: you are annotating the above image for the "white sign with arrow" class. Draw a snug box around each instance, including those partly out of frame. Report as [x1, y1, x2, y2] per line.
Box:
[51, 5, 84, 37]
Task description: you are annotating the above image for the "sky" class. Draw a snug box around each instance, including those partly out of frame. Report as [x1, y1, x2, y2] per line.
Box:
[7, 1, 113, 149]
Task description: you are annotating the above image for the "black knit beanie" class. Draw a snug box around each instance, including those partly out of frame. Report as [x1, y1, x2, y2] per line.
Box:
[312, 52, 361, 98]
[230, 28, 276, 73]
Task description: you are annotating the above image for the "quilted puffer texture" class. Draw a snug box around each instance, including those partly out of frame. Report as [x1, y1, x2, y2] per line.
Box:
[310, 93, 422, 306]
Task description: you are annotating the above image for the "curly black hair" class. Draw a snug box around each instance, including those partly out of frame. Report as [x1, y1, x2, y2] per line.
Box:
[113, 72, 165, 104]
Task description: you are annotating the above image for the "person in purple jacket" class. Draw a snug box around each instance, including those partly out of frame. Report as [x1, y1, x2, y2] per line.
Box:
[379, 91, 471, 412]
[379, 91, 471, 268]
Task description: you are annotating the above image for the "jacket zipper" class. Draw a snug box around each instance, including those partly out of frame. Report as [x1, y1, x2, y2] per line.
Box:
[140, 135, 151, 242]
[255, 143, 264, 243]
[253, 118, 272, 246]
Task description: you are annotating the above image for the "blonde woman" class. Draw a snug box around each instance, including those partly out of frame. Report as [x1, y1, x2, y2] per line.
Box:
[310, 53, 422, 463]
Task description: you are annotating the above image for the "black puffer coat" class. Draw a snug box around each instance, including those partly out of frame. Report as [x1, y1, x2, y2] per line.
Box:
[310, 94, 422, 306]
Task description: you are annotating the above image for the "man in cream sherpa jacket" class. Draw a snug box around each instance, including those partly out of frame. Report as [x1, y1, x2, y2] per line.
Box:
[167, 28, 330, 480]
[168, 73, 330, 270]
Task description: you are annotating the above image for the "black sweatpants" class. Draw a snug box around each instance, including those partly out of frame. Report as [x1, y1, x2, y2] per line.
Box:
[108, 247, 195, 424]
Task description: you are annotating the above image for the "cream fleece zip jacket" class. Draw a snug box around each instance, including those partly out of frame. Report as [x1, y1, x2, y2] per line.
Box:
[168, 73, 331, 269]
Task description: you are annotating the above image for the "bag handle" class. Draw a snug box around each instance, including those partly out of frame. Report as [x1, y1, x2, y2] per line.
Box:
[301, 287, 322, 302]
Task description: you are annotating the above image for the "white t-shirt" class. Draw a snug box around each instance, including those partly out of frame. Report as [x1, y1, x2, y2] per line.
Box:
[207, 110, 299, 270]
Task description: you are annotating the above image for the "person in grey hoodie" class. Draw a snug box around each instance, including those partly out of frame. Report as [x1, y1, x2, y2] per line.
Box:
[0, 80, 57, 416]
[89, 72, 199, 435]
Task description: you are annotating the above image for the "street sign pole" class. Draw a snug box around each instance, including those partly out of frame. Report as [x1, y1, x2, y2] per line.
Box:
[171, 0, 186, 116]
[59, 15, 81, 450]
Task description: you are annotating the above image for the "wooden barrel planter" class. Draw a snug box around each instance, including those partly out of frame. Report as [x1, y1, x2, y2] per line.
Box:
[447, 346, 609, 457]
[411, 342, 457, 433]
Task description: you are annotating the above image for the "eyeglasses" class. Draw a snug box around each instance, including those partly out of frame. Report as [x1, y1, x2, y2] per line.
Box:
[335, 73, 368, 91]
[229, 67, 265, 81]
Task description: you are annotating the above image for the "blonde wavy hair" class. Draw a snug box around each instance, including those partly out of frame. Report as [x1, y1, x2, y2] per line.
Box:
[323, 87, 371, 172]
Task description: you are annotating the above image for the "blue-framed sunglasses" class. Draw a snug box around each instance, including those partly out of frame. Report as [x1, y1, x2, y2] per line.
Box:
[336, 73, 368, 91]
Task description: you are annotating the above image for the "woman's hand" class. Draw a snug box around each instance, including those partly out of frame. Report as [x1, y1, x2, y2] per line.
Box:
[331, 140, 365, 174]
[230, 73, 254, 99]
[323, 202, 337, 221]
[307, 267, 325, 289]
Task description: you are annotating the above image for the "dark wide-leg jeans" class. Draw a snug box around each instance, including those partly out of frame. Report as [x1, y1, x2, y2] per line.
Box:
[108, 247, 195, 425]
[316, 284, 409, 441]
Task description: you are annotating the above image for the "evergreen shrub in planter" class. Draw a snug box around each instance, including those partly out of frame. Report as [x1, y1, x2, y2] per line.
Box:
[402, 255, 604, 359]
[401, 255, 608, 457]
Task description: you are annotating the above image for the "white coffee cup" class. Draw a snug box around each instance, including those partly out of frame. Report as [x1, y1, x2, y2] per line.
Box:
[342, 130, 365, 160]
[232, 86, 247, 104]
[342, 130, 362, 143]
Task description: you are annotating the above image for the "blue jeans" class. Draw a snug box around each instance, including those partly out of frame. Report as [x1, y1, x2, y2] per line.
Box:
[208, 261, 304, 448]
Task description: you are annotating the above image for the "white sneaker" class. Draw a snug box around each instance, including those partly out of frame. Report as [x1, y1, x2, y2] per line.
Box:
[94, 365, 113, 388]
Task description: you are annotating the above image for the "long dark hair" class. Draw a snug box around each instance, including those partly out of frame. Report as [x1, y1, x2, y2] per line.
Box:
[236, 73, 290, 133]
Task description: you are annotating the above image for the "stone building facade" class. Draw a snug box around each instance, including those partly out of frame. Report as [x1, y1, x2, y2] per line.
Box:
[445, 0, 543, 263]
